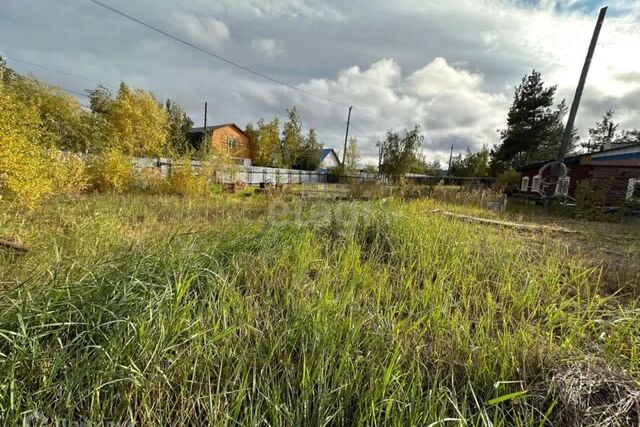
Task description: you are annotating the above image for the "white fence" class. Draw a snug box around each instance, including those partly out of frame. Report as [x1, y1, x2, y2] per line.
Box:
[133, 157, 329, 184]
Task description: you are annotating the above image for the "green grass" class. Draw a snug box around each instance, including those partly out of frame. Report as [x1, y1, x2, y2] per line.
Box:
[1, 194, 639, 425]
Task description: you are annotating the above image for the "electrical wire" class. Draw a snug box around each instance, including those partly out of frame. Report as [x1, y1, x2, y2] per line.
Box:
[58, 87, 90, 98]
[3, 54, 99, 84]
[85, 0, 351, 108]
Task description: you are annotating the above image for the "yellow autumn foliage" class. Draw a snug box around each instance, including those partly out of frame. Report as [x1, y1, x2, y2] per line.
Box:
[88, 147, 134, 193]
[47, 151, 89, 195]
[134, 166, 167, 194]
[166, 156, 208, 197]
[108, 83, 170, 157]
[0, 85, 55, 210]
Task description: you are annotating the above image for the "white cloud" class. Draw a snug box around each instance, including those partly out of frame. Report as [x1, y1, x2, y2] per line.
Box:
[251, 38, 285, 59]
[285, 58, 508, 162]
[171, 13, 230, 48]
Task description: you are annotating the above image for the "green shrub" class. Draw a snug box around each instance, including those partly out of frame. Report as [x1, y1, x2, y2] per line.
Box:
[574, 178, 625, 222]
[494, 169, 521, 193]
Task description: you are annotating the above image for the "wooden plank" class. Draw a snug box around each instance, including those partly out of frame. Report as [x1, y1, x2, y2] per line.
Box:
[0, 238, 28, 253]
[431, 210, 579, 234]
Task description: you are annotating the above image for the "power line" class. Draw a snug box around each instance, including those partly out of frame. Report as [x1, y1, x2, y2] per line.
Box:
[3, 54, 304, 127]
[2, 50, 340, 136]
[3, 54, 99, 84]
[85, 0, 351, 108]
[349, 122, 374, 141]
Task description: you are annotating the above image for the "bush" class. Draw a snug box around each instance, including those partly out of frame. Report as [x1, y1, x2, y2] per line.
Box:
[0, 87, 54, 210]
[574, 178, 615, 221]
[134, 166, 166, 194]
[49, 151, 89, 195]
[494, 169, 521, 193]
[166, 157, 207, 197]
[88, 148, 133, 193]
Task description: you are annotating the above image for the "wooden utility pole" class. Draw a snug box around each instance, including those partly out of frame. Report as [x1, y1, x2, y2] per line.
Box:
[342, 106, 352, 165]
[557, 6, 607, 161]
[447, 145, 454, 176]
[545, 6, 606, 214]
[203, 101, 208, 152]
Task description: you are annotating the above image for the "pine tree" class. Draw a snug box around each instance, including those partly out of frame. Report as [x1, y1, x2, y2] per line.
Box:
[583, 110, 618, 152]
[492, 70, 569, 170]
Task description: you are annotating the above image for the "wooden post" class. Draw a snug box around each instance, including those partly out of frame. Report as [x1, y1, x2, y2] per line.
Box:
[558, 6, 607, 161]
[546, 6, 607, 214]
[342, 106, 352, 165]
[203, 101, 208, 153]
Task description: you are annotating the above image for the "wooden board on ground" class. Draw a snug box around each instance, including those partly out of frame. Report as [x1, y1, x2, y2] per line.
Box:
[431, 209, 579, 234]
[0, 238, 28, 253]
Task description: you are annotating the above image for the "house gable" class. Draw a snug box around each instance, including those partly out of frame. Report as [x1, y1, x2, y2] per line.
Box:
[319, 148, 340, 169]
[187, 123, 253, 163]
[210, 124, 253, 161]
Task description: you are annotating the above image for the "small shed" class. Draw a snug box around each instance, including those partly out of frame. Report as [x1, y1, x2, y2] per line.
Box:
[516, 143, 640, 205]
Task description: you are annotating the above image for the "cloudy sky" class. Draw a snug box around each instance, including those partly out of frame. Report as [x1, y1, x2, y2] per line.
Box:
[2, 0, 639, 164]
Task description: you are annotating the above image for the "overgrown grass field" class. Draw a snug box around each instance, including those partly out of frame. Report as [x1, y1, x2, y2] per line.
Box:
[1, 194, 639, 425]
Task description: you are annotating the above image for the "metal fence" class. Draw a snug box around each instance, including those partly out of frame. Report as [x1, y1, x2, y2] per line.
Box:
[131, 156, 495, 187]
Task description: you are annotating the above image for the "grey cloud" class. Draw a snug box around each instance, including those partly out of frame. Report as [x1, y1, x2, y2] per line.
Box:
[2, 0, 639, 165]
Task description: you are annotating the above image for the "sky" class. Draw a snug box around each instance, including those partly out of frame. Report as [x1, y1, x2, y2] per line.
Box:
[1, 0, 639, 165]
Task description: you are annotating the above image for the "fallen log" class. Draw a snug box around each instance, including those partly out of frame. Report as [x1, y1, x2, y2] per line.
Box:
[431, 210, 579, 234]
[0, 238, 28, 253]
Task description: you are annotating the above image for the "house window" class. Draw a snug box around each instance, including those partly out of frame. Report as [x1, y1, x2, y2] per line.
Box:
[227, 137, 237, 149]
[521, 176, 530, 192]
[531, 175, 541, 193]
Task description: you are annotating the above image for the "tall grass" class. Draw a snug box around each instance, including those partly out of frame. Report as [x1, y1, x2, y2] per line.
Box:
[0, 195, 638, 425]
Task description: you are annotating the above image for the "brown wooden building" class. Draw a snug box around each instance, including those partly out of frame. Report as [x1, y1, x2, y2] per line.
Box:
[516, 143, 640, 205]
[187, 124, 254, 166]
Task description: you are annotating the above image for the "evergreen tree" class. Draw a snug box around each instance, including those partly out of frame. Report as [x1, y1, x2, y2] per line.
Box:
[450, 146, 490, 177]
[583, 110, 618, 152]
[492, 70, 570, 171]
